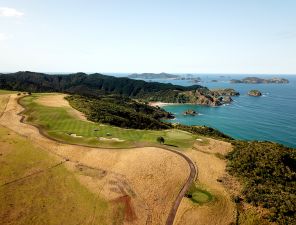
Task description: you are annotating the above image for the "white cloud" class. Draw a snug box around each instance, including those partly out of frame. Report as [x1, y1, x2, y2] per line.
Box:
[0, 7, 24, 17]
[0, 33, 10, 41]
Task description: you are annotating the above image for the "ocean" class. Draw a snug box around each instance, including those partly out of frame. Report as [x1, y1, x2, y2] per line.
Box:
[120, 74, 296, 148]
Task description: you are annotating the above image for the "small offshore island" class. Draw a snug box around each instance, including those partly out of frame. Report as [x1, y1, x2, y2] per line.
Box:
[230, 76, 289, 84]
[248, 90, 262, 96]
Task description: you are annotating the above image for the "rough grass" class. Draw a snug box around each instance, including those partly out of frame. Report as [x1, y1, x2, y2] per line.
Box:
[0, 95, 10, 113]
[20, 94, 198, 149]
[0, 126, 109, 225]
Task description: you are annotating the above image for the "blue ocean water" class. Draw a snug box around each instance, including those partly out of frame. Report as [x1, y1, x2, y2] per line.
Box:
[135, 75, 296, 148]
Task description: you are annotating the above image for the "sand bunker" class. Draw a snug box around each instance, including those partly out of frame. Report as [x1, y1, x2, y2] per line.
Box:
[69, 133, 83, 138]
[98, 137, 125, 142]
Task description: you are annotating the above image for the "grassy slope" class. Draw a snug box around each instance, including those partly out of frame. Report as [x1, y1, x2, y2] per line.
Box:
[0, 125, 109, 225]
[20, 94, 199, 149]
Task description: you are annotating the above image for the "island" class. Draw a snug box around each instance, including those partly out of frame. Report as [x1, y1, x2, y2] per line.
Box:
[248, 90, 262, 96]
[183, 109, 197, 116]
[128, 72, 181, 79]
[230, 77, 289, 84]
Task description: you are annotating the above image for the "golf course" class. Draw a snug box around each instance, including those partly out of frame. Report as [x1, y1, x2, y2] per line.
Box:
[0, 92, 285, 225]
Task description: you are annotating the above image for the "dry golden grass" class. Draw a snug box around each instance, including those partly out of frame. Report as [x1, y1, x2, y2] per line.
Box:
[174, 139, 238, 225]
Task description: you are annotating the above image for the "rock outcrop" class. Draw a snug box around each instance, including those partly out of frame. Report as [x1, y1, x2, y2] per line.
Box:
[183, 109, 197, 115]
[248, 90, 262, 96]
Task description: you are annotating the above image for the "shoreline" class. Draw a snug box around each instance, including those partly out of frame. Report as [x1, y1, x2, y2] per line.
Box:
[148, 102, 181, 107]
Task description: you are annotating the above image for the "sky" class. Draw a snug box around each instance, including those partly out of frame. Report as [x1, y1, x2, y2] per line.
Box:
[0, 0, 295, 74]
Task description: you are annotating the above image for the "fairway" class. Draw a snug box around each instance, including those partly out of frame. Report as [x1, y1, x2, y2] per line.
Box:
[20, 94, 199, 148]
[0, 125, 111, 225]
[0, 90, 17, 95]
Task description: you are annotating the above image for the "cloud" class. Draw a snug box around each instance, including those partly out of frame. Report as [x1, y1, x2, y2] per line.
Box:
[0, 7, 24, 17]
[0, 33, 10, 41]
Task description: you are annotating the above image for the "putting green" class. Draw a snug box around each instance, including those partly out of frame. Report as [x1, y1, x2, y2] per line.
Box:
[20, 94, 199, 149]
[186, 184, 213, 204]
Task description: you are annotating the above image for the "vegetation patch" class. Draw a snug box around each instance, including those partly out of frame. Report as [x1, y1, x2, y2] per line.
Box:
[185, 183, 213, 204]
[226, 141, 296, 224]
[65, 95, 173, 130]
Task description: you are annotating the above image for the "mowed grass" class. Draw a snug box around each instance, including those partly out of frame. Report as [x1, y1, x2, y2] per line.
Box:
[0, 126, 110, 225]
[0, 89, 17, 95]
[186, 183, 213, 204]
[20, 94, 199, 149]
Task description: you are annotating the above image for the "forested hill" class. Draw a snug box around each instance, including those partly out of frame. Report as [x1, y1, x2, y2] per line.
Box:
[0, 71, 203, 98]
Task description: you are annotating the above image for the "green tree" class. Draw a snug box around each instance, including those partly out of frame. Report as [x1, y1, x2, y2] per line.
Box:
[157, 136, 165, 144]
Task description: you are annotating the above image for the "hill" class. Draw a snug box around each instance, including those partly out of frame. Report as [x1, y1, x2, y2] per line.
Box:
[0, 71, 238, 106]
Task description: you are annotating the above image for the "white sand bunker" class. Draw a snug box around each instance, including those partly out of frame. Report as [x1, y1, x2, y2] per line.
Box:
[98, 137, 125, 142]
[69, 133, 83, 138]
[196, 138, 203, 142]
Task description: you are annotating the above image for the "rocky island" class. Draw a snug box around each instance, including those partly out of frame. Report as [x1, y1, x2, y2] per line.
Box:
[183, 109, 197, 115]
[248, 90, 262, 96]
[230, 77, 289, 84]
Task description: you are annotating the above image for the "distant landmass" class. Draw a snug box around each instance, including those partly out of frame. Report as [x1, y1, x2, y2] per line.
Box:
[230, 77, 289, 84]
[128, 72, 181, 79]
[0, 71, 238, 106]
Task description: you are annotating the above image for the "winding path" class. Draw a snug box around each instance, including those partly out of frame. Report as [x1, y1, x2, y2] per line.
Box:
[0, 94, 198, 225]
[163, 148, 197, 225]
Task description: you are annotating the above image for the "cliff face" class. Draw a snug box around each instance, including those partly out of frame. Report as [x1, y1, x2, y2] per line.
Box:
[181, 89, 234, 106]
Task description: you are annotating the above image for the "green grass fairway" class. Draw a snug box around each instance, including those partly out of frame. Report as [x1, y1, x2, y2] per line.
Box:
[20, 94, 199, 149]
[0, 126, 110, 225]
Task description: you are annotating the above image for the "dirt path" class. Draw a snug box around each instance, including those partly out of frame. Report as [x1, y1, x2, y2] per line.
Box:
[0, 94, 197, 225]
[164, 149, 197, 225]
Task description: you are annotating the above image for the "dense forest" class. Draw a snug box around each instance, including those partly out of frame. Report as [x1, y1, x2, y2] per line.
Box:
[226, 141, 296, 224]
[66, 95, 174, 129]
[0, 71, 202, 98]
